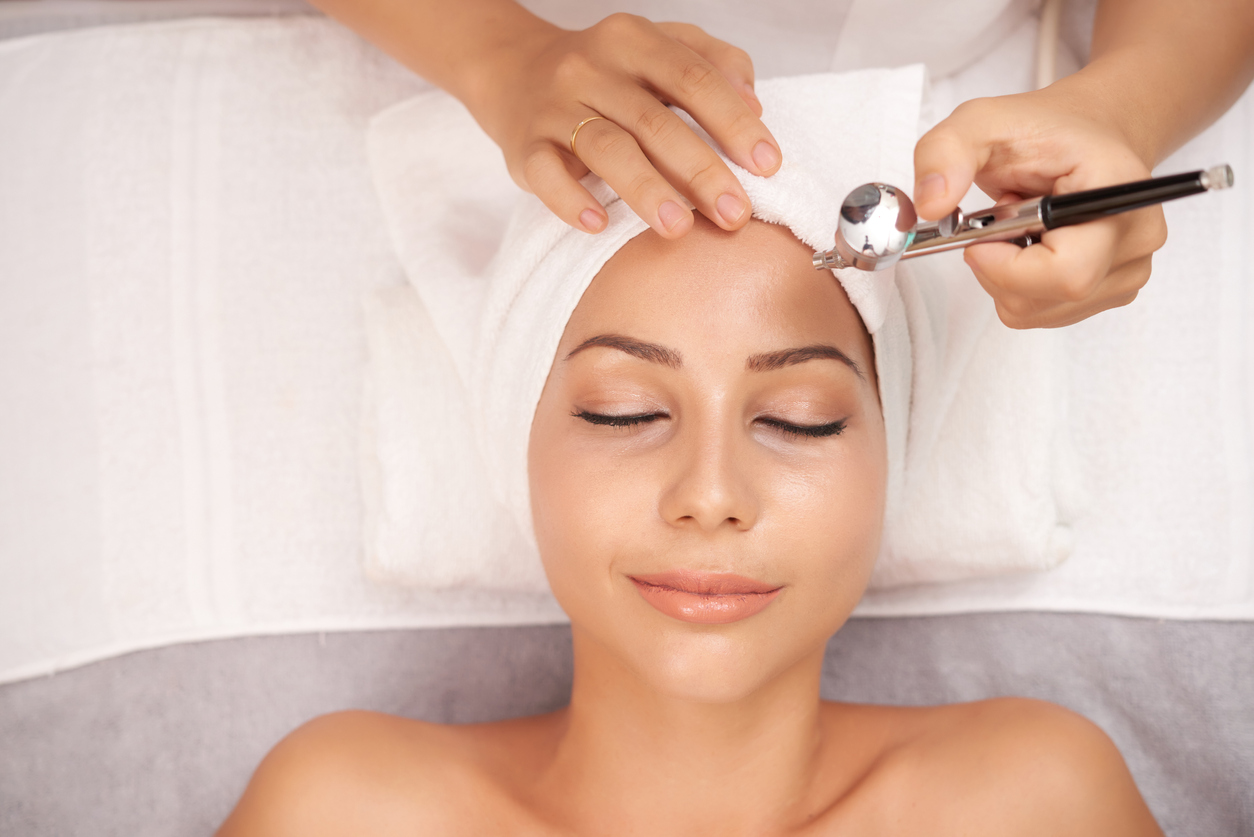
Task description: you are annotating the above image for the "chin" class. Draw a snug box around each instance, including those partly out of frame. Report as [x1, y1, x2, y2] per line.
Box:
[633, 627, 806, 704]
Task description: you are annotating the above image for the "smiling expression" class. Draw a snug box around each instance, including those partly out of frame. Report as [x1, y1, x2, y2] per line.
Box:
[528, 217, 887, 702]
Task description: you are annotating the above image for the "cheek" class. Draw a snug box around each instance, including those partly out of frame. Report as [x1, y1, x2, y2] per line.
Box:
[764, 433, 886, 606]
[528, 414, 653, 609]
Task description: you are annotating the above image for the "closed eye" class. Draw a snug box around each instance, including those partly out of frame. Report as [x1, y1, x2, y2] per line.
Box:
[573, 410, 667, 428]
[757, 417, 847, 438]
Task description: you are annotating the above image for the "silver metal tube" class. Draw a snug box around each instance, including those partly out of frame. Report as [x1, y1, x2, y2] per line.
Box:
[901, 197, 1044, 260]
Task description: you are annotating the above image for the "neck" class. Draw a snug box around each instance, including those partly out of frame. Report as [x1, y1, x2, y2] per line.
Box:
[539, 628, 835, 836]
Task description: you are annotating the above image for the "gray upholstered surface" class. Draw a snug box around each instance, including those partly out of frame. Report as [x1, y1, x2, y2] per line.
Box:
[1, 613, 1251, 835]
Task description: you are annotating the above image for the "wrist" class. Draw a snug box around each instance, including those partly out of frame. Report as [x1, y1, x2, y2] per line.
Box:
[455, 11, 561, 132]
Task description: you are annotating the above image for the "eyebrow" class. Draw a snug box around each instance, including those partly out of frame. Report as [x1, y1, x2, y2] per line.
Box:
[565, 334, 683, 368]
[746, 345, 864, 379]
[565, 333, 863, 379]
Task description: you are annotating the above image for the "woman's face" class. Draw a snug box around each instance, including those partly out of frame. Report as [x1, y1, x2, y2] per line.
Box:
[529, 217, 886, 703]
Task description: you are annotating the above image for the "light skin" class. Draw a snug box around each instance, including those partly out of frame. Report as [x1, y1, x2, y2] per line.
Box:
[307, 0, 1253, 328]
[217, 218, 1164, 836]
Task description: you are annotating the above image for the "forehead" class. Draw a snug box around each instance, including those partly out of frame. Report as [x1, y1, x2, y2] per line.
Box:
[562, 217, 873, 370]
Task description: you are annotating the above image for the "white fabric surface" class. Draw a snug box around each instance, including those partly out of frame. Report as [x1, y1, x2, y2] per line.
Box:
[364, 70, 1083, 592]
[0, 11, 1251, 684]
[831, 0, 1039, 79]
[0, 19, 569, 686]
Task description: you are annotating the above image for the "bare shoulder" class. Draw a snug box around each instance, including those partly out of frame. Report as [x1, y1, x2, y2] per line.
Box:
[873, 698, 1164, 837]
[215, 710, 525, 836]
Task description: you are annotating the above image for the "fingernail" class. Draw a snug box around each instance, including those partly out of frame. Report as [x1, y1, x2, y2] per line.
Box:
[743, 83, 760, 105]
[751, 140, 779, 173]
[716, 192, 747, 226]
[915, 173, 946, 206]
[579, 208, 605, 232]
[658, 200, 687, 232]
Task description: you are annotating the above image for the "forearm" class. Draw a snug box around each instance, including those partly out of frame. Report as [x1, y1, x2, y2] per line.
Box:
[1055, 0, 1254, 166]
[304, 0, 557, 108]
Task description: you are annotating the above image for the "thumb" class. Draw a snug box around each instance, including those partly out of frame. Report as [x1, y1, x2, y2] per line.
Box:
[912, 117, 983, 221]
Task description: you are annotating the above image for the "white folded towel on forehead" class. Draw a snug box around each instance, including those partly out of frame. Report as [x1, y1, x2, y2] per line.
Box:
[366, 67, 1080, 590]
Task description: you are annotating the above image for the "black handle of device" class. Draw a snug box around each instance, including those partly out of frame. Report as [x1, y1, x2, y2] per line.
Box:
[1040, 170, 1208, 229]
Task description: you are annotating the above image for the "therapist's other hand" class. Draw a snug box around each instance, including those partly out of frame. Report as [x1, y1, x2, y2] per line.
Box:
[466, 13, 782, 237]
[912, 88, 1167, 329]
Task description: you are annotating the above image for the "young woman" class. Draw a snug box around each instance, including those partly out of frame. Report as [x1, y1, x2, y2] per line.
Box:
[218, 216, 1163, 835]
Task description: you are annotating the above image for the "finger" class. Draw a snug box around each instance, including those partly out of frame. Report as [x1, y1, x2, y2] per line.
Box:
[983, 257, 1148, 329]
[963, 259, 1072, 329]
[571, 115, 695, 238]
[632, 33, 781, 178]
[655, 22, 761, 116]
[1108, 204, 1168, 267]
[963, 219, 1120, 304]
[519, 142, 609, 233]
[591, 85, 750, 230]
[917, 95, 1076, 216]
[966, 194, 1163, 307]
[912, 105, 990, 220]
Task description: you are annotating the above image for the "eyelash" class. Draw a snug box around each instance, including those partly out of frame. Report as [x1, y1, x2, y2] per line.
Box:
[757, 417, 847, 438]
[572, 411, 846, 438]
[572, 410, 665, 428]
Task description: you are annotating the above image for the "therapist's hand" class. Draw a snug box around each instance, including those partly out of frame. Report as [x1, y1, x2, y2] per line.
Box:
[466, 13, 782, 237]
[913, 86, 1167, 329]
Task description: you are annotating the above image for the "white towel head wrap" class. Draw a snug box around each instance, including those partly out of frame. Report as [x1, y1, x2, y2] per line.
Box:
[472, 70, 924, 578]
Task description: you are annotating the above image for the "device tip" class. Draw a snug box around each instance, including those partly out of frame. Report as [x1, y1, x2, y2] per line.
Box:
[1202, 164, 1234, 190]
[812, 249, 848, 271]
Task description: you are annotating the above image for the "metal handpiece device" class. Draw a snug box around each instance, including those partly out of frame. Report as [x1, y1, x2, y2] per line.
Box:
[813, 164, 1235, 272]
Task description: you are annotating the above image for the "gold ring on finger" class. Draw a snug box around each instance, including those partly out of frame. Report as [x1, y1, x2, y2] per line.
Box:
[570, 115, 607, 156]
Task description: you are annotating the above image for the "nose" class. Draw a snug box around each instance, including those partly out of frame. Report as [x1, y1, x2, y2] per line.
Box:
[657, 418, 760, 533]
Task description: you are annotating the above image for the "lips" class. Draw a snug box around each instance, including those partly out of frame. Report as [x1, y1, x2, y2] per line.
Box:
[629, 570, 782, 624]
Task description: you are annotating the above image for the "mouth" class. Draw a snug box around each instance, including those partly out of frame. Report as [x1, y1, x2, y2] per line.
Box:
[628, 570, 783, 625]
